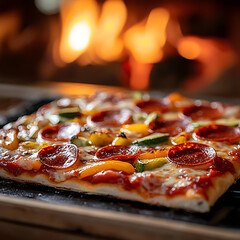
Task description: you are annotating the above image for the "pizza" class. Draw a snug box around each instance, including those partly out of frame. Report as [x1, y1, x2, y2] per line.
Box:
[0, 91, 240, 213]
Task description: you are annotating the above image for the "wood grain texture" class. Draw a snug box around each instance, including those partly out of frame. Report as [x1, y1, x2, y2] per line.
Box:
[0, 195, 239, 240]
[0, 220, 102, 240]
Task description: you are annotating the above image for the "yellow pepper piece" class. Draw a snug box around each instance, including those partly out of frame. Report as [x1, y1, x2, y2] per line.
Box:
[82, 109, 97, 116]
[171, 135, 187, 145]
[70, 118, 85, 125]
[79, 161, 135, 179]
[31, 160, 42, 170]
[90, 132, 114, 147]
[121, 124, 149, 135]
[39, 142, 49, 149]
[138, 148, 169, 160]
[166, 93, 186, 103]
[22, 141, 40, 149]
[112, 137, 132, 146]
[2, 129, 19, 151]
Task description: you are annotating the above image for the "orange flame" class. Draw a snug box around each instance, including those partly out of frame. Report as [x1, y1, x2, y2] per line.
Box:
[177, 36, 235, 91]
[55, 1, 236, 92]
[95, 0, 127, 61]
[58, 3, 170, 66]
[177, 37, 201, 60]
[59, 0, 98, 63]
[123, 8, 169, 90]
[0, 11, 21, 51]
[124, 8, 169, 63]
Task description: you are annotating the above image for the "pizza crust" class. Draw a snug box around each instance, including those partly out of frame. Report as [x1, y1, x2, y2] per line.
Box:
[0, 169, 235, 213]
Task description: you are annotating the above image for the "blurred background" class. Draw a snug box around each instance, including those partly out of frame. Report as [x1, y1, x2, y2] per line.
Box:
[0, 0, 239, 98]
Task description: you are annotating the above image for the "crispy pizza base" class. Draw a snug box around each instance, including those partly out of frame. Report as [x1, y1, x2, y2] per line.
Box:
[0, 169, 235, 213]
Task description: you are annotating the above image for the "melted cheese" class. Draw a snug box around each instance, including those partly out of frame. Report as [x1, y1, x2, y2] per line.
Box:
[0, 92, 239, 197]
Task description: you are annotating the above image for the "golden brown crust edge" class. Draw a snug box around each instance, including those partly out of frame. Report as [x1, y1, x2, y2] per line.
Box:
[0, 169, 235, 213]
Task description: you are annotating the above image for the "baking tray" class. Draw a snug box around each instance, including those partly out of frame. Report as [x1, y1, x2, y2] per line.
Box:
[0, 91, 240, 240]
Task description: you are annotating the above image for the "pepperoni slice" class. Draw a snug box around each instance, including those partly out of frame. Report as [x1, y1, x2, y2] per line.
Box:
[41, 123, 81, 142]
[90, 109, 132, 127]
[136, 99, 170, 113]
[210, 157, 235, 174]
[195, 124, 240, 143]
[168, 142, 216, 167]
[149, 119, 190, 137]
[182, 103, 224, 121]
[96, 145, 140, 162]
[38, 144, 78, 169]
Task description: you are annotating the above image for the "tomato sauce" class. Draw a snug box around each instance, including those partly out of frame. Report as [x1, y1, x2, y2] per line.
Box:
[81, 157, 235, 199]
[90, 109, 132, 127]
[0, 144, 235, 200]
[182, 104, 224, 121]
[0, 161, 24, 176]
[149, 119, 190, 137]
[195, 124, 240, 143]
[136, 99, 170, 113]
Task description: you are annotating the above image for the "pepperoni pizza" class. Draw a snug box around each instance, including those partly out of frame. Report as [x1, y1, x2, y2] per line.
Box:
[0, 92, 240, 212]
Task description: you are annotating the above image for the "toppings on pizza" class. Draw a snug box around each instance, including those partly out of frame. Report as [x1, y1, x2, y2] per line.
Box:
[90, 131, 114, 147]
[166, 93, 193, 108]
[78, 160, 135, 179]
[135, 158, 168, 172]
[210, 157, 235, 174]
[215, 118, 239, 127]
[58, 106, 81, 119]
[95, 145, 140, 162]
[1, 91, 240, 213]
[56, 98, 73, 108]
[171, 132, 188, 145]
[133, 133, 169, 146]
[1, 129, 19, 151]
[145, 112, 159, 123]
[138, 148, 169, 159]
[136, 99, 170, 113]
[168, 142, 216, 167]
[182, 103, 224, 121]
[228, 145, 240, 158]
[90, 109, 132, 127]
[195, 124, 240, 143]
[70, 136, 90, 147]
[38, 144, 78, 169]
[112, 133, 132, 146]
[121, 124, 149, 136]
[41, 123, 81, 142]
[149, 119, 190, 137]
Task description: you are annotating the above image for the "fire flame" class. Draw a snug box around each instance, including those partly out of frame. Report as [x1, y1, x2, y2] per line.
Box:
[59, 0, 98, 63]
[58, 1, 169, 66]
[57, 1, 170, 90]
[54, 0, 235, 91]
[68, 21, 91, 52]
[0, 11, 21, 51]
[177, 37, 201, 60]
[95, 0, 127, 61]
[177, 36, 235, 91]
[124, 8, 169, 63]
